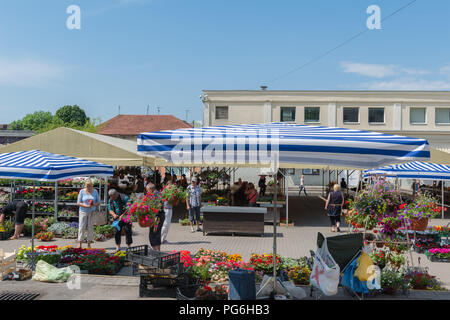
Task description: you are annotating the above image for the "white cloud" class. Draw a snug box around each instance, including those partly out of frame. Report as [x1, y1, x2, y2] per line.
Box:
[440, 64, 450, 76]
[0, 58, 64, 87]
[340, 62, 397, 78]
[363, 78, 450, 90]
[340, 61, 430, 78]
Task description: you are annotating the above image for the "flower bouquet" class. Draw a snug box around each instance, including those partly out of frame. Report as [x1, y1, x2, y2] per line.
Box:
[124, 192, 162, 227]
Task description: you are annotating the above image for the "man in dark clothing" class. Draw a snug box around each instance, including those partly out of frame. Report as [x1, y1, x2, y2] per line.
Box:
[108, 189, 132, 252]
[0, 201, 29, 239]
[340, 178, 347, 190]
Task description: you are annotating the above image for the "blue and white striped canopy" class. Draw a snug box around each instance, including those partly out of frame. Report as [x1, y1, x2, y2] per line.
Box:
[137, 123, 430, 169]
[364, 161, 450, 180]
[0, 150, 114, 181]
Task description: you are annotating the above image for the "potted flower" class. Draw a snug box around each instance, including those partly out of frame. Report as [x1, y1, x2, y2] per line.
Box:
[405, 269, 444, 290]
[35, 231, 55, 241]
[369, 250, 387, 270]
[161, 184, 186, 206]
[124, 192, 162, 228]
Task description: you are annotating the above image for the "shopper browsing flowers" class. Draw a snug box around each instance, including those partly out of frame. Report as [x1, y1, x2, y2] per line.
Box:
[76, 179, 100, 249]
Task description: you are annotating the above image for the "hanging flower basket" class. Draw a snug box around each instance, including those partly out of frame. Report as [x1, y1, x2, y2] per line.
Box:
[409, 217, 428, 231]
[138, 216, 154, 228]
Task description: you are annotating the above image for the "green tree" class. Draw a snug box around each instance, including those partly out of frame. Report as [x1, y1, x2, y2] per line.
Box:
[55, 105, 88, 127]
[9, 111, 54, 132]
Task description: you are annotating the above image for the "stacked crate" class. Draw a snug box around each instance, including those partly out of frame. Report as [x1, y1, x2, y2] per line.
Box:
[0, 248, 16, 280]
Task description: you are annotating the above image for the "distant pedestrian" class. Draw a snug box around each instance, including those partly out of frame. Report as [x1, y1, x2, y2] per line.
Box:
[258, 175, 266, 197]
[325, 184, 344, 232]
[299, 175, 307, 196]
[186, 178, 202, 233]
[161, 180, 173, 244]
[340, 178, 347, 190]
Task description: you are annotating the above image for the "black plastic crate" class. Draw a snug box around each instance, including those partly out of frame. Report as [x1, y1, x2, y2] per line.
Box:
[126, 245, 181, 270]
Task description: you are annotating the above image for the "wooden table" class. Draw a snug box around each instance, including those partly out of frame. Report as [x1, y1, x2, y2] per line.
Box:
[201, 206, 266, 236]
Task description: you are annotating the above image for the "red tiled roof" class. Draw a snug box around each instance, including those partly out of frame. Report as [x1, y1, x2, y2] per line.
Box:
[97, 115, 192, 135]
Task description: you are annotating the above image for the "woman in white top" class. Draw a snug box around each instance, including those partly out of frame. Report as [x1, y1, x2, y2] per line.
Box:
[77, 179, 100, 249]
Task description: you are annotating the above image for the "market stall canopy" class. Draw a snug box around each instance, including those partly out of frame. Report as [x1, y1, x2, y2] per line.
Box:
[429, 147, 450, 165]
[0, 127, 155, 166]
[137, 123, 431, 169]
[364, 161, 450, 180]
[0, 150, 114, 181]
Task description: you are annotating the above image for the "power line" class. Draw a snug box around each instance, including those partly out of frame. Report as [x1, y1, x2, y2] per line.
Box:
[265, 0, 419, 85]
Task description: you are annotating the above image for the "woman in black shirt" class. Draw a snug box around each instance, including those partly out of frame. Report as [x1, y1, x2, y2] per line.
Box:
[325, 184, 344, 232]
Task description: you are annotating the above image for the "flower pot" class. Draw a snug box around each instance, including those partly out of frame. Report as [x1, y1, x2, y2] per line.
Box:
[138, 216, 153, 228]
[410, 217, 428, 231]
[375, 241, 384, 248]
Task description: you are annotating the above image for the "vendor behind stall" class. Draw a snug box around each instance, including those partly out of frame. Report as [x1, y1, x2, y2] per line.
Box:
[0, 200, 29, 240]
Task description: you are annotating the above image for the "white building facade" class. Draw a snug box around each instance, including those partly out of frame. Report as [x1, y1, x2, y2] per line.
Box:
[202, 90, 450, 187]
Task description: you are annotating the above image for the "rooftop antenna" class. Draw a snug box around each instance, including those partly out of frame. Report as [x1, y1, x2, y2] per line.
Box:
[156, 106, 160, 115]
[118, 105, 121, 115]
[146, 105, 149, 115]
[185, 109, 190, 122]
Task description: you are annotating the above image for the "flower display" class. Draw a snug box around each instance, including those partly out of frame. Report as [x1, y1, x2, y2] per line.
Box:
[123, 191, 162, 225]
[405, 269, 445, 290]
[249, 253, 281, 274]
[60, 247, 124, 275]
[35, 231, 55, 241]
[427, 248, 450, 260]
[347, 180, 401, 230]
[287, 266, 311, 285]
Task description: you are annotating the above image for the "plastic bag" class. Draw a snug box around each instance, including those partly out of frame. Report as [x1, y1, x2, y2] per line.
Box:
[32, 260, 75, 283]
[256, 275, 306, 300]
[310, 239, 340, 296]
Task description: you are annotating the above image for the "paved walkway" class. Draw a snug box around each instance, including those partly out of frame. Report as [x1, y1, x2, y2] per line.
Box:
[1, 196, 449, 299]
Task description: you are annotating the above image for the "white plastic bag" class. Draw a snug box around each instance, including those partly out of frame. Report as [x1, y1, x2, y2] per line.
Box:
[310, 239, 340, 296]
[257, 275, 307, 300]
[32, 260, 75, 283]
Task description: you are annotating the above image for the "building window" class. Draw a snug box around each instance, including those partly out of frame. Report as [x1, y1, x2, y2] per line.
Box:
[368, 108, 385, 123]
[435, 108, 450, 124]
[280, 107, 296, 122]
[304, 107, 320, 123]
[410, 107, 426, 124]
[343, 107, 359, 123]
[215, 106, 228, 120]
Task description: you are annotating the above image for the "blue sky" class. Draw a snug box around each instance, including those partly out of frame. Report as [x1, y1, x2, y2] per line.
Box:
[0, 0, 449, 125]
